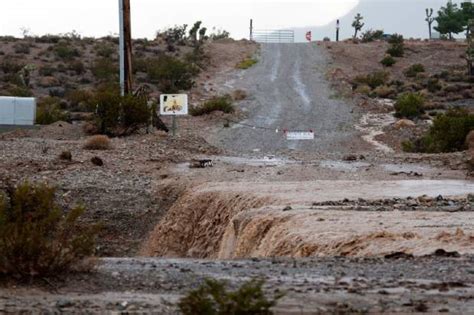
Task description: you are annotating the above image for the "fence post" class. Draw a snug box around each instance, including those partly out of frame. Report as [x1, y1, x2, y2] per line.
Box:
[250, 19, 253, 40]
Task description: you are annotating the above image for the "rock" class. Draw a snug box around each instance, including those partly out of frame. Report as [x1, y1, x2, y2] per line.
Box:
[393, 119, 416, 129]
[59, 150, 72, 161]
[467, 194, 474, 203]
[56, 299, 73, 308]
[91, 156, 104, 166]
[343, 154, 358, 161]
[38, 76, 60, 88]
[283, 206, 292, 211]
[466, 130, 474, 151]
[384, 252, 414, 259]
[432, 249, 461, 258]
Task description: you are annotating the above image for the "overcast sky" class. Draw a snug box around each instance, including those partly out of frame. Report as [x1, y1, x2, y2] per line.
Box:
[1, 0, 359, 39]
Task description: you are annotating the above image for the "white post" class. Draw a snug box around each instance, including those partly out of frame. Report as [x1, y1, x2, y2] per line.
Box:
[118, 0, 125, 96]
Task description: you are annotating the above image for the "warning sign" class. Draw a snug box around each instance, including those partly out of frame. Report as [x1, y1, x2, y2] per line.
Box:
[286, 131, 314, 140]
[160, 94, 188, 116]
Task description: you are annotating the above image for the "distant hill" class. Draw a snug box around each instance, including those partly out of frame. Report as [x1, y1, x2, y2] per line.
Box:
[292, 0, 467, 42]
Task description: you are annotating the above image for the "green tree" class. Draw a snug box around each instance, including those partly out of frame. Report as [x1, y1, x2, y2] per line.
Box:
[189, 21, 202, 44]
[435, 1, 465, 39]
[352, 13, 365, 40]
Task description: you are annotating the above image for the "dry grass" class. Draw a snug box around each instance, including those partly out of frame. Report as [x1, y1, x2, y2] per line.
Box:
[83, 135, 112, 150]
[232, 89, 247, 101]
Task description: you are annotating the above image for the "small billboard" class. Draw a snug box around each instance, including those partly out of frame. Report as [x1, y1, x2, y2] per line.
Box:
[0, 97, 36, 126]
[160, 94, 188, 116]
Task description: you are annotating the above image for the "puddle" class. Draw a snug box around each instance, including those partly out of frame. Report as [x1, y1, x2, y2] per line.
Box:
[218, 156, 291, 167]
[320, 160, 370, 172]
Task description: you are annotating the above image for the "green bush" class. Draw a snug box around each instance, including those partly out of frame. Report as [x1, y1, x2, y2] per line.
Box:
[394, 93, 425, 118]
[36, 96, 69, 125]
[1, 58, 24, 74]
[8, 85, 33, 97]
[236, 58, 258, 69]
[54, 42, 80, 60]
[426, 78, 442, 92]
[13, 43, 30, 54]
[91, 58, 118, 80]
[405, 64, 425, 78]
[387, 34, 404, 57]
[380, 55, 396, 67]
[414, 108, 474, 153]
[179, 278, 283, 315]
[0, 182, 99, 278]
[94, 85, 151, 136]
[190, 95, 234, 116]
[68, 60, 85, 75]
[147, 56, 198, 93]
[94, 43, 115, 58]
[354, 71, 389, 89]
[361, 29, 384, 43]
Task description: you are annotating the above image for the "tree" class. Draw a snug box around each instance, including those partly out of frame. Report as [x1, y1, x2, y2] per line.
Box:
[426, 8, 435, 39]
[467, 19, 474, 75]
[435, 1, 464, 39]
[461, 2, 474, 36]
[189, 21, 202, 44]
[352, 13, 365, 40]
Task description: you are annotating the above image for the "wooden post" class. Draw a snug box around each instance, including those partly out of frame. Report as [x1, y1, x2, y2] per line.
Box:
[123, 0, 133, 94]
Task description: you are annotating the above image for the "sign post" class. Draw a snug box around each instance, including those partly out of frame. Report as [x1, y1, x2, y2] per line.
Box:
[160, 94, 189, 137]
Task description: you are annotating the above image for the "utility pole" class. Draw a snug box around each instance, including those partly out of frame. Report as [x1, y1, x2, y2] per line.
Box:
[336, 19, 340, 42]
[119, 0, 133, 96]
[250, 19, 253, 41]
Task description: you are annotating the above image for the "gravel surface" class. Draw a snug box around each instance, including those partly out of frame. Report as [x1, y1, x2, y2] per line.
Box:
[212, 43, 367, 155]
[2, 256, 474, 314]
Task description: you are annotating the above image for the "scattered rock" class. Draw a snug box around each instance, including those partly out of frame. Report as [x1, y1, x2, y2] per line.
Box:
[432, 249, 461, 258]
[283, 206, 292, 211]
[91, 156, 104, 166]
[343, 154, 358, 161]
[384, 252, 414, 260]
[59, 150, 72, 161]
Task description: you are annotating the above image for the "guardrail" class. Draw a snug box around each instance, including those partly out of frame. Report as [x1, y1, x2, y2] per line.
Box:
[251, 30, 295, 43]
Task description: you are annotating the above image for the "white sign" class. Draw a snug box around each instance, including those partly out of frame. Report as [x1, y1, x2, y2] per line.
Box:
[286, 131, 314, 140]
[0, 97, 36, 126]
[160, 94, 188, 116]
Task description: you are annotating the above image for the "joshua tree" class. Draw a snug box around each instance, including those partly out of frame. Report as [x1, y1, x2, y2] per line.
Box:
[425, 8, 435, 39]
[352, 13, 365, 40]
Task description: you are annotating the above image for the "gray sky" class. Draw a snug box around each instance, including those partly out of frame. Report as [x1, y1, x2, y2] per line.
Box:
[1, 0, 359, 39]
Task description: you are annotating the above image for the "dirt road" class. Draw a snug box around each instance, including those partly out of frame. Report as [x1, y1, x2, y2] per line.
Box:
[213, 43, 363, 155]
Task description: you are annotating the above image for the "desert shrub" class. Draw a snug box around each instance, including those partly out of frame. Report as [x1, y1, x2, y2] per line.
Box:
[374, 85, 396, 98]
[91, 58, 118, 80]
[380, 55, 396, 67]
[8, 85, 33, 97]
[0, 182, 99, 278]
[190, 95, 234, 116]
[405, 64, 425, 78]
[426, 78, 442, 92]
[185, 46, 209, 68]
[147, 56, 198, 93]
[13, 43, 30, 54]
[354, 84, 372, 95]
[361, 29, 384, 43]
[38, 66, 57, 76]
[232, 89, 247, 101]
[66, 89, 94, 112]
[236, 58, 258, 69]
[84, 135, 112, 150]
[160, 24, 188, 46]
[179, 278, 283, 315]
[387, 34, 404, 57]
[133, 57, 148, 73]
[404, 109, 474, 153]
[68, 60, 85, 75]
[34, 34, 62, 44]
[1, 58, 24, 74]
[394, 93, 424, 119]
[94, 86, 151, 136]
[94, 43, 115, 58]
[354, 71, 389, 89]
[54, 42, 80, 60]
[210, 29, 230, 40]
[36, 96, 68, 125]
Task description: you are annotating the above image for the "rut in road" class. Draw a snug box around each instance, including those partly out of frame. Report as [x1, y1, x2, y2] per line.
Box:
[215, 43, 361, 155]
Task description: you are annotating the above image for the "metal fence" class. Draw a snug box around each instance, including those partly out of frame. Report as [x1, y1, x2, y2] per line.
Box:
[251, 30, 295, 43]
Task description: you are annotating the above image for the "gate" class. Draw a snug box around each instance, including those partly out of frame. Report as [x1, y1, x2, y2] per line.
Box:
[251, 30, 295, 43]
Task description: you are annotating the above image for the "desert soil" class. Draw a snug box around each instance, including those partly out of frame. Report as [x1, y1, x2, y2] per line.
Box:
[1, 41, 473, 313]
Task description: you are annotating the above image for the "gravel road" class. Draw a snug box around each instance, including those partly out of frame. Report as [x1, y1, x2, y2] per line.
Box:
[215, 43, 362, 155]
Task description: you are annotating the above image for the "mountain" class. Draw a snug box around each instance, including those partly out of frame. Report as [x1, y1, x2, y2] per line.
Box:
[292, 0, 467, 42]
